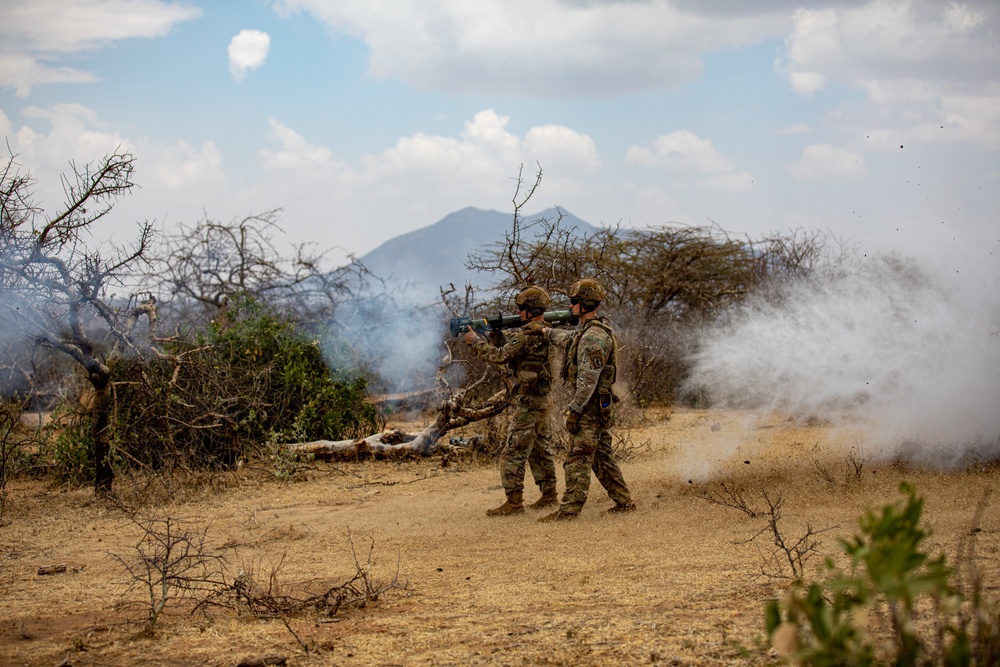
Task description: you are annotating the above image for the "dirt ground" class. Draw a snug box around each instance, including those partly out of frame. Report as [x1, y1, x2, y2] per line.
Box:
[1, 407, 998, 667]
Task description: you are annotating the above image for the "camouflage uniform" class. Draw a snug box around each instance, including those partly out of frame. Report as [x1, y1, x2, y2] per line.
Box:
[547, 316, 634, 517]
[469, 325, 558, 508]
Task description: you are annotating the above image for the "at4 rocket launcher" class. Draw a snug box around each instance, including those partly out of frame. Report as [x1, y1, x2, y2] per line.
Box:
[449, 310, 578, 338]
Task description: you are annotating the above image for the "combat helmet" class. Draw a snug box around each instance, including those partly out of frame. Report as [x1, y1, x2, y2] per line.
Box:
[567, 278, 606, 312]
[515, 285, 551, 315]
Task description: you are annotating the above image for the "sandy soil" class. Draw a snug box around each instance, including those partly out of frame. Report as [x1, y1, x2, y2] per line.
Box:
[1, 407, 997, 666]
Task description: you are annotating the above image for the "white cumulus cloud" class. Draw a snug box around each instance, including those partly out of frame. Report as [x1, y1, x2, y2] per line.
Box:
[251, 109, 608, 245]
[625, 130, 752, 190]
[0, 102, 230, 246]
[228, 29, 271, 81]
[780, 2, 999, 92]
[788, 143, 867, 182]
[522, 125, 600, 175]
[626, 131, 733, 172]
[775, 123, 812, 135]
[257, 119, 359, 191]
[694, 171, 755, 191]
[147, 139, 225, 190]
[274, 0, 788, 96]
[15, 103, 132, 170]
[0, 0, 201, 96]
[777, 1, 1000, 143]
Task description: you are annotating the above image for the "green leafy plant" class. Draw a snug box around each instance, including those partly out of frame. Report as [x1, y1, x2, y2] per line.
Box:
[105, 295, 379, 475]
[765, 482, 994, 666]
[39, 405, 97, 487]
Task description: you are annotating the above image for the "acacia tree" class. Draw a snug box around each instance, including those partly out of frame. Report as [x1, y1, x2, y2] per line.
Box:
[465, 166, 833, 403]
[0, 148, 156, 493]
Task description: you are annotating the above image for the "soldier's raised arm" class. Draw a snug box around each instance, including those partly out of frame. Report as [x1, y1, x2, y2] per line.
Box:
[466, 327, 526, 365]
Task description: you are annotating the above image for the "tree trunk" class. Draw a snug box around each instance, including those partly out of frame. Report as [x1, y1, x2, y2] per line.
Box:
[288, 421, 446, 460]
[90, 374, 114, 494]
[286, 386, 510, 459]
[286, 376, 510, 461]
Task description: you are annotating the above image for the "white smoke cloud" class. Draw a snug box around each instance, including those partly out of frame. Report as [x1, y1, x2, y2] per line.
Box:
[684, 253, 1000, 470]
[327, 295, 450, 394]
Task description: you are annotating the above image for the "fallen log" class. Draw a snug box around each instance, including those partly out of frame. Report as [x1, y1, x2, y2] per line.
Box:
[286, 383, 510, 460]
[37, 563, 67, 576]
[287, 425, 443, 460]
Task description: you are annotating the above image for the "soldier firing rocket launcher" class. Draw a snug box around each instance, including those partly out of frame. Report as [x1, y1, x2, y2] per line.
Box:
[449, 310, 578, 338]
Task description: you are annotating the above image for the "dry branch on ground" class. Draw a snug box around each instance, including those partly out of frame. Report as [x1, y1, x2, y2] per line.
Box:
[288, 341, 514, 459]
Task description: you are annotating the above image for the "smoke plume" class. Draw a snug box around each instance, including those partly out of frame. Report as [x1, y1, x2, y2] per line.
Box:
[684, 253, 1000, 470]
[325, 294, 449, 395]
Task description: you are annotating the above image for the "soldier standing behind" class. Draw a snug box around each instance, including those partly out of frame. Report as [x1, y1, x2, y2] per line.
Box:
[464, 286, 560, 516]
[537, 278, 635, 521]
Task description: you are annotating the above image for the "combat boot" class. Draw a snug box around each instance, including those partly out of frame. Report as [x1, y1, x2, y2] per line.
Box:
[538, 509, 578, 522]
[486, 491, 524, 517]
[528, 489, 559, 510]
[606, 501, 637, 514]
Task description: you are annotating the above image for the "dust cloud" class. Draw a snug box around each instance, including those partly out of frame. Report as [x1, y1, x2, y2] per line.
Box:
[683, 252, 1000, 470]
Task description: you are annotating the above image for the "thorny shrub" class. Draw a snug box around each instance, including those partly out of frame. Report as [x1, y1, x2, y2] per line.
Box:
[203, 532, 409, 620]
[110, 514, 225, 633]
[116, 296, 378, 470]
[37, 404, 96, 487]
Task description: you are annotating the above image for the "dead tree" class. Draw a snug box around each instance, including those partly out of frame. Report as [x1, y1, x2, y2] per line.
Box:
[0, 148, 157, 493]
[149, 210, 375, 327]
[464, 162, 591, 305]
[288, 341, 512, 459]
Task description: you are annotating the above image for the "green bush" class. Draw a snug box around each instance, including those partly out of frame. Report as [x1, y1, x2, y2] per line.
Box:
[766, 482, 998, 666]
[194, 297, 377, 442]
[99, 296, 380, 473]
[39, 406, 96, 487]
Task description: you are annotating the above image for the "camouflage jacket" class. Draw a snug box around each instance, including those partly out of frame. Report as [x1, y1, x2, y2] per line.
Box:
[469, 323, 552, 395]
[551, 316, 617, 413]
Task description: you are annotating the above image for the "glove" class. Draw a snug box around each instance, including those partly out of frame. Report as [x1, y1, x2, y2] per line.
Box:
[522, 322, 548, 336]
[564, 409, 581, 435]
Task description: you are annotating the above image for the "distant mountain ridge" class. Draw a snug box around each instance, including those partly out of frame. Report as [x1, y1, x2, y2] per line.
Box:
[360, 206, 594, 304]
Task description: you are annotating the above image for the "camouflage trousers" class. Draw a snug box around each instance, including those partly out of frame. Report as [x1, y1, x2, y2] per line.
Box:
[499, 393, 557, 498]
[558, 399, 632, 515]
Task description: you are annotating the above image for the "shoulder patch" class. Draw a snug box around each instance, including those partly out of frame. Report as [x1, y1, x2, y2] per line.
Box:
[586, 348, 604, 369]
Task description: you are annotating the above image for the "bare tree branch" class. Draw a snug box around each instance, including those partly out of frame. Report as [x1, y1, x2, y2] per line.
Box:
[0, 148, 157, 492]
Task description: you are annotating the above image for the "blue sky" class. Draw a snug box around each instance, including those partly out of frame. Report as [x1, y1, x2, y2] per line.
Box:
[1, 0, 997, 277]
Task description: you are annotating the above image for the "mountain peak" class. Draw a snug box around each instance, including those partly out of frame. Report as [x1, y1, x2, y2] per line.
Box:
[361, 206, 594, 303]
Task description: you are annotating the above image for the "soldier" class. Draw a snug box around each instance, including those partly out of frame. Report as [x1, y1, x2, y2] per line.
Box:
[537, 278, 635, 521]
[463, 286, 560, 516]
